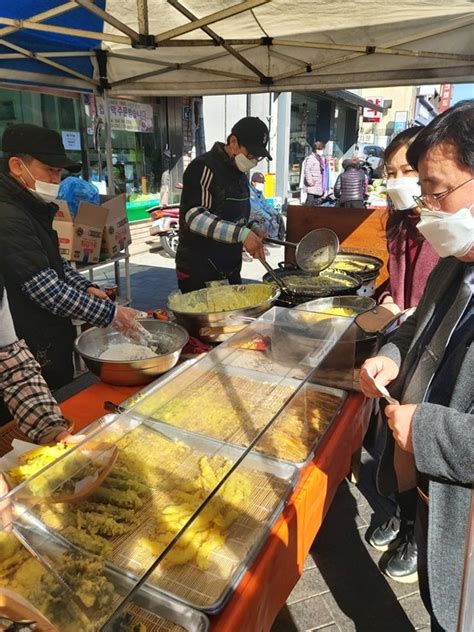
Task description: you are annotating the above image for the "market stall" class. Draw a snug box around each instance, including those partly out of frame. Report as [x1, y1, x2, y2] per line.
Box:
[0, 304, 372, 631]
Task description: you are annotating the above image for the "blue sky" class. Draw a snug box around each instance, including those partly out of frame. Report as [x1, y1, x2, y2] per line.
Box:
[451, 83, 474, 104]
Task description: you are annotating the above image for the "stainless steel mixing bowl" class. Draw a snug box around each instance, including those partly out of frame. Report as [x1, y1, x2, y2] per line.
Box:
[168, 283, 280, 342]
[74, 319, 189, 385]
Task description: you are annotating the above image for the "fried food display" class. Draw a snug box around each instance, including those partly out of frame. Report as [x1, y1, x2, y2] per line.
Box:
[0, 533, 115, 632]
[155, 372, 295, 443]
[6, 442, 113, 501]
[134, 456, 252, 571]
[34, 459, 151, 558]
[252, 388, 342, 462]
[6, 443, 70, 486]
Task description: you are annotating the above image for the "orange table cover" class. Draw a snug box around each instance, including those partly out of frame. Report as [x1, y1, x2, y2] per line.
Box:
[59, 383, 370, 632]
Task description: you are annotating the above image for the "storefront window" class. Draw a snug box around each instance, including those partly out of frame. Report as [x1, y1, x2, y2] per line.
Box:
[83, 95, 165, 221]
[0, 86, 82, 167]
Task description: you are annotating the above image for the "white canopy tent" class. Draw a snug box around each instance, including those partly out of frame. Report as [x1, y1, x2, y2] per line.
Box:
[0, 1, 472, 96]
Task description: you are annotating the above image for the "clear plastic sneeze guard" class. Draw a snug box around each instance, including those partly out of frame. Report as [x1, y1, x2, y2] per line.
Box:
[0, 306, 353, 628]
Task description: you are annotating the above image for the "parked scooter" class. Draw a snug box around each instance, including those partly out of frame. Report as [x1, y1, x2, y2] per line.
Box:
[148, 205, 180, 257]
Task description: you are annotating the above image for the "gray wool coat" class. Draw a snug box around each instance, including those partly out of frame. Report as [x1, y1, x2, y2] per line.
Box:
[377, 257, 473, 632]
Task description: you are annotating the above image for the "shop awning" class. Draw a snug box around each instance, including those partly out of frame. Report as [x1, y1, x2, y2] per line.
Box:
[0, 1, 472, 96]
[320, 90, 384, 112]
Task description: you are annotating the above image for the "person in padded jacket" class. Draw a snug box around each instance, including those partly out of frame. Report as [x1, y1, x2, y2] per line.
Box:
[176, 117, 271, 293]
[333, 159, 368, 208]
[0, 124, 141, 423]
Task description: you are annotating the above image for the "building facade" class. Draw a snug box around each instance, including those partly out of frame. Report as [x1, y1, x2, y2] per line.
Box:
[203, 90, 370, 203]
[0, 83, 196, 222]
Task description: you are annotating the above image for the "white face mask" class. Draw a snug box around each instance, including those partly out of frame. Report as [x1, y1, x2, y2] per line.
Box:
[386, 177, 421, 210]
[234, 153, 258, 172]
[417, 205, 474, 258]
[253, 182, 265, 192]
[316, 149, 324, 156]
[21, 161, 60, 202]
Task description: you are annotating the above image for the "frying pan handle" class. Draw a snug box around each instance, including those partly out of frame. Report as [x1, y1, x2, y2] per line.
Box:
[278, 261, 298, 270]
[264, 237, 297, 248]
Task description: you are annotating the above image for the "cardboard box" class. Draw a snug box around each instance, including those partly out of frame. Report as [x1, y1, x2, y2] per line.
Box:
[53, 194, 131, 264]
[99, 193, 132, 259]
[53, 201, 107, 264]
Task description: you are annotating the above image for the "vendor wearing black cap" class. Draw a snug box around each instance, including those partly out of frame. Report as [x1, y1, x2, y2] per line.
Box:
[0, 124, 141, 420]
[176, 116, 272, 293]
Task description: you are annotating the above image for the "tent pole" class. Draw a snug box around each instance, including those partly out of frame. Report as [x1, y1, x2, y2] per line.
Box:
[103, 91, 115, 196]
[275, 92, 290, 206]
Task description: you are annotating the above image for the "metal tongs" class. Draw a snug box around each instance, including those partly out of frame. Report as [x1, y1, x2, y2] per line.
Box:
[12, 521, 97, 622]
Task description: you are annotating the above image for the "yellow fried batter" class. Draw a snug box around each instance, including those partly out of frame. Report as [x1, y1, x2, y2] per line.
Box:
[62, 525, 113, 558]
[91, 486, 143, 509]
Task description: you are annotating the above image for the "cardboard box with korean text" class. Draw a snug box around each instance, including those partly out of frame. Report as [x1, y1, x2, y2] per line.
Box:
[53, 201, 75, 260]
[99, 193, 132, 259]
[53, 201, 108, 264]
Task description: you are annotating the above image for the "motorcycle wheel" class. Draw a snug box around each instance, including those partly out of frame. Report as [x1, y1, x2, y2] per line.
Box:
[160, 229, 179, 258]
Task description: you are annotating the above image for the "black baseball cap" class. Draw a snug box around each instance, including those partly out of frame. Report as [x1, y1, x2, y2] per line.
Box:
[2, 124, 81, 172]
[231, 117, 272, 160]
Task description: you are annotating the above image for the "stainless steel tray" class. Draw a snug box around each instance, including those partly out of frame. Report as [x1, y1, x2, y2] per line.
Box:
[16, 418, 298, 615]
[126, 419, 299, 613]
[138, 362, 347, 469]
[12, 517, 210, 632]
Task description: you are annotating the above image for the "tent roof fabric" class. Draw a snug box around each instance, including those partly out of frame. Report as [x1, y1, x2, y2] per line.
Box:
[0, 1, 106, 91]
[0, 1, 472, 95]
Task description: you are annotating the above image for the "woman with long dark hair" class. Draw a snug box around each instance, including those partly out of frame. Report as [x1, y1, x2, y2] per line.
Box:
[369, 127, 439, 584]
[378, 126, 440, 310]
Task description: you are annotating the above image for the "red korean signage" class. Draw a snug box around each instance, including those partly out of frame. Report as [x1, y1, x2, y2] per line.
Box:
[363, 97, 383, 123]
[439, 84, 452, 112]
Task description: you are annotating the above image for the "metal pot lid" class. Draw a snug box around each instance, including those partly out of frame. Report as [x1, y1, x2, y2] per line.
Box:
[295, 228, 339, 273]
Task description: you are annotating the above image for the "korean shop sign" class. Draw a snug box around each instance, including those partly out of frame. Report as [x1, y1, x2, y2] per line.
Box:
[95, 97, 154, 133]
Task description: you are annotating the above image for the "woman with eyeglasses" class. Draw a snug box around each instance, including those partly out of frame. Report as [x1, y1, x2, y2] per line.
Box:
[367, 127, 440, 586]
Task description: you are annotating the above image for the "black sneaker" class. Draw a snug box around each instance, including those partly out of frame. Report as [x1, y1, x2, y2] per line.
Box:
[369, 512, 401, 551]
[384, 528, 418, 584]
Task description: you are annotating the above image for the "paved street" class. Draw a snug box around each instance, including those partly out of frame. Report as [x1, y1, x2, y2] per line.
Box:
[90, 243, 428, 632]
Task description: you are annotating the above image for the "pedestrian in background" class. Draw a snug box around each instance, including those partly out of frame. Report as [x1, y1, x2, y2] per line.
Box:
[333, 159, 368, 208]
[303, 141, 327, 206]
[249, 172, 283, 241]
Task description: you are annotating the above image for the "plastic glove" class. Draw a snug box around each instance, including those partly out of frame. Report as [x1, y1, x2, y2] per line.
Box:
[54, 431, 87, 444]
[112, 306, 145, 341]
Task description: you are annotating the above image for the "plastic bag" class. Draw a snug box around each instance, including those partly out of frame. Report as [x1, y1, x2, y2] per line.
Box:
[58, 177, 100, 217]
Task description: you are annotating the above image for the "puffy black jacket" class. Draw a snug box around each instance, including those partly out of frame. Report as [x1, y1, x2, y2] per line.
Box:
[334, 167, 367, 202]
[0, 174, 75, 389]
